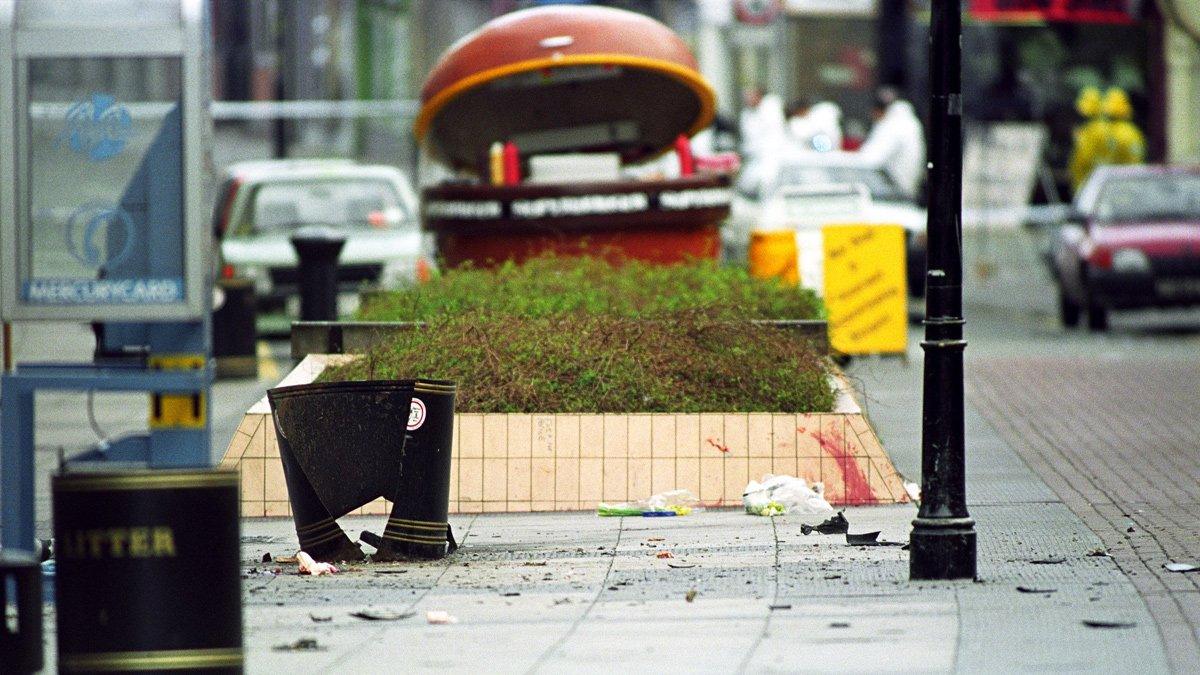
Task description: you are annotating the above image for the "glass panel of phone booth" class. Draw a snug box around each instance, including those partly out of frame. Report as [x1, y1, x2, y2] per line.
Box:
[22, 56, 184, 308]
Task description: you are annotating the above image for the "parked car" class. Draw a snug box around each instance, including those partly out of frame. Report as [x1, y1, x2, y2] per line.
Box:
[1051, 165, 1200, 331]
[728, 151, 927, 296]
[213, 159, 430, 313]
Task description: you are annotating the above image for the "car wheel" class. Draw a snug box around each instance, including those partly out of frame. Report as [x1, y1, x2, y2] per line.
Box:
[1086, 305, 1108, 332]
[1058, 288, 1081, 328]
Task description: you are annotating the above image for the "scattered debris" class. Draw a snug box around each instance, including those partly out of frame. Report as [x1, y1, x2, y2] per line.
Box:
[846, 531, 880, 545]
[667, 562, 697, 569]
[685, 589, 698, 603]
[598, 489, 698, 517]
[297, 551, 338, 576]
[309, 613, 332, 623]
[1164, 562, 1199, 573]
[275, 555, 298, 564]
[802, 512, 849, 536]
[272, 638, 326, 652]
[744, 475, 833, 517]
[823, 574, 842, 580]
[1126, 526, 1135, 533]
[553, 598, 573, 605]
[656, 551, 674, 559]
[374, 569, 409, 575]
[350, 608, 415, 621]
[1082, 620, 1136, 629]
[829, 622, 850, 629]
[426, 611, 459, 625]
[1029, 558, 1066, 565]
[903, 481, 921, 504]
[647, 537, 665, 542]
[522, 561, 549, 567]
[1016, 586, 1057, 594]
[1086, 548, 1109, 557]
[768, 604, 792, 611]
[502, 591, 521, 597]
[261, 552, 272, 563]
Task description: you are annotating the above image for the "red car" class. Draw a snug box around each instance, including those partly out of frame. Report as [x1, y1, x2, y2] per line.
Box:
[1052, 165, 1200, 331]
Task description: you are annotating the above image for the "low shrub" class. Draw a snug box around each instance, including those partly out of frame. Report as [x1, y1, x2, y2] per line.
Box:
[323, 256, 833, 413]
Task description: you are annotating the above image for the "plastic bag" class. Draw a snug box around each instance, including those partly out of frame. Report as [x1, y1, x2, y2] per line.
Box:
[598, 489, 698, 517]
[742, 475, 833, 517]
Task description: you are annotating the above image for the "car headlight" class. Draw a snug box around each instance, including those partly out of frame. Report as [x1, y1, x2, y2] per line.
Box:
[1111, 248, 1151, 273]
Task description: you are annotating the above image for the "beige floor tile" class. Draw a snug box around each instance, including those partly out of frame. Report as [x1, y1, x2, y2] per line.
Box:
[483, 415, 507, 458]
[556, 415, 580, 458]
[531, 457, 555, 501]
[602, 458, 628, 502]
[239, 458, 266, 504]
[773, 414, 798, 458]
[264, 457, 288, 501]
[700, 456, 724, 503]
[458, 415, 484, 458]
[700, 414, 725, 455]
[652, 457, 676, 494]
[578, 454, 604, 502]
[556, 457, 580, 502]
[507, 415, 532, 458]
[603, 415, 628, 458]
[264, 501, 291, 517]
[724, 456, 749, 502]
[483, 458, 507, 501]
[723, 414, 749, 457]
[508, 458, 532, 502]
[676, 457, 701, 496]
[628, 458, 652, 500]
[532, 415, 555, 457]
[579, 415, 603, 457]
[628, 415, 652, 458]
[748, 414, 772, 458]
[651, 415, 675, 458]
[676, 415, 700, 457]
[458, 458, 483, 502]
[748, 458, 774, 483]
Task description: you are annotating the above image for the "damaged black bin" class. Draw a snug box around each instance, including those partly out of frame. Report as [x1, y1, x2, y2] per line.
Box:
[267, 378, 457, 561]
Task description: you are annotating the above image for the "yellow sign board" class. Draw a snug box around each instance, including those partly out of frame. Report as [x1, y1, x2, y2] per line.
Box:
[822, 224, 908, 355]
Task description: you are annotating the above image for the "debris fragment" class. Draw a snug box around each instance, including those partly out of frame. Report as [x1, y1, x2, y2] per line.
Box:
[685, 589, 698, 603]
[829, 622, 850, 629]
[426, 610, 459, 625]
[903, 481, 920, 504]
[667, 562, 697, 569]
[1086, 548, 1109, 557]
[1029, 558, 1066, 565]
[656, 551, 674, 559]
[768, 604, 792, 611]
[801, 512, 849, 535]
[522, 561, 548, 567]
[845, 531, 904, 547]
[597, 489, 698, 517]
[272, 638, 326, 652]
[309, 613, 332, 623]
[743, 475, 833, 517]
[1164, 562, 1199, 573]
[1082, 620, 1136, 629]
[275, 555, 298, 564]
[1016, 586, 1057, 594]
[351, 608, 415, 621]
[647, 537, 665, 542]
[374, 569, 409, 575]
[297, 551, 338, 576]
[502, 591, 521, 597]
[261, 552, 273, 563]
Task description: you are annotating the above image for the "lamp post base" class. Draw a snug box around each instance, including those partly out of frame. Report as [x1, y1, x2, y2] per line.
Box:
[910, 517, 977, 580]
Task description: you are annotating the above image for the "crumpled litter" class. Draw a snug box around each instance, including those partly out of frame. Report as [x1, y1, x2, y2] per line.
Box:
[297, 551, 338, 576]
[743, 475, 833, 517]
[426, 610, 458, 625]
[598, 489, 698, 517]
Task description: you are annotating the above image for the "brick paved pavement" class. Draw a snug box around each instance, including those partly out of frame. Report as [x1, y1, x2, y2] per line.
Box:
[969, 357, 1200, 673]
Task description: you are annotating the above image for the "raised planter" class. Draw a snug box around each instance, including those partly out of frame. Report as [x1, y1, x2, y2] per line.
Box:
[221, 354, 910, 518]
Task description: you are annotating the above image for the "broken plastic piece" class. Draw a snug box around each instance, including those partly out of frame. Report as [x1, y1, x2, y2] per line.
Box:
[272, 638, 326, 652]
[297, 551, 338, 576]
[845, 531, 880, 545]
[1164, 562, 1199, 573]
[1016, 586, 1057, 594]
[1082, 620, 1136, 629]
[801, 511, 849, 535]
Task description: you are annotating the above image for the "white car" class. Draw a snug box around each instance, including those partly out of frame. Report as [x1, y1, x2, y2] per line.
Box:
[727, 151, 928, 296]
[213, 160, 432, 312]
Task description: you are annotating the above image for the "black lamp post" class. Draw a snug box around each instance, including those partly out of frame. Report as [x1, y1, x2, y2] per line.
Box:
[909, 0, 977, 580]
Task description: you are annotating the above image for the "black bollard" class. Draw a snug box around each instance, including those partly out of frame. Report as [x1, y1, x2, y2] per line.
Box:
[290, 226, 346, 322]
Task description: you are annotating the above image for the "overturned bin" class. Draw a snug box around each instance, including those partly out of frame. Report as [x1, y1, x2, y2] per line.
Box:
[416, 5, 732, 267]
[268, 378, 457, 561]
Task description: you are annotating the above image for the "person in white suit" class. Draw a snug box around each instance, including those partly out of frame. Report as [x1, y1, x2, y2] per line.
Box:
[858, 87, 926, 200]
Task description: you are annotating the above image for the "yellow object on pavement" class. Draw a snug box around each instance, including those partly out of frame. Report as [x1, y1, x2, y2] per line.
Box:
[822, 224, 908, 356]
[748, 230, 799, 286]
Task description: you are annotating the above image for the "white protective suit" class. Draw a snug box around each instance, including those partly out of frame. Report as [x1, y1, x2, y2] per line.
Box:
[858, 100, 926, 199]
[738, 93, 788, 195]
[788, 101, 843, 153]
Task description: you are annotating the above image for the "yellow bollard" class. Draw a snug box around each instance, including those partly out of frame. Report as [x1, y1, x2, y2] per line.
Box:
[748, 230, 799, 286]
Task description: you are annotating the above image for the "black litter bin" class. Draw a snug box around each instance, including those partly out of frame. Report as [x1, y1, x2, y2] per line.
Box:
[0, 551, 43, 674]
[212, 277, 257, 379]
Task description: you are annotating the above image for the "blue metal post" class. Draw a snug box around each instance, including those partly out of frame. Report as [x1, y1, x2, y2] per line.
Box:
[0, 376, 36, 552]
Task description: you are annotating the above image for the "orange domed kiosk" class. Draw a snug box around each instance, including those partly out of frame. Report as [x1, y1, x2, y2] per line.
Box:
[415, 5, 732, 267]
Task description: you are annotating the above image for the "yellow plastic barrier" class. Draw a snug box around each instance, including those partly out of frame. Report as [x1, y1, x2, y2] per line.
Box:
[822, 224, 908, 356]
[748, 230, 799, 286]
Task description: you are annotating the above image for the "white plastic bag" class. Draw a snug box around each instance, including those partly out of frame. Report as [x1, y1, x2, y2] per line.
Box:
[742, 475, 834, 517]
